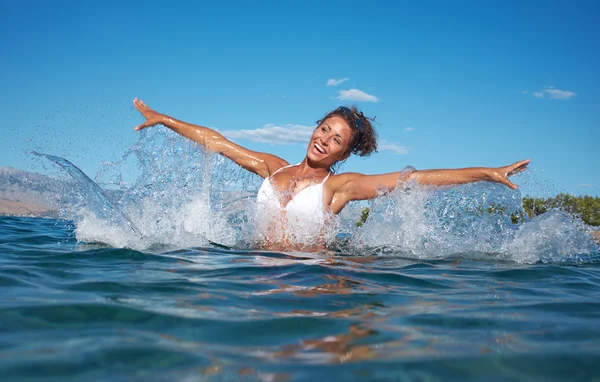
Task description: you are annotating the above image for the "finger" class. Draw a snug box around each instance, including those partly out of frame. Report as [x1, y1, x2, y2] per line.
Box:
[509, 162, 530, 176]
[140, 100, 151, 112]
[134, 98, 149, 111]
[133, 98, 143, 111]
[511, 167, 527, 175]
[506, 159, 530, 175]
[508, 167, 525, 176]
[502, 177, 518, 190]
[513, 159, 530, 169]
[134, 119, 152, 131]
[134, 122, 148, 131]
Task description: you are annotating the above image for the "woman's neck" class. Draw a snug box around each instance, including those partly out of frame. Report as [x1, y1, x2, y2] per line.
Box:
[298, 157, 331, 178]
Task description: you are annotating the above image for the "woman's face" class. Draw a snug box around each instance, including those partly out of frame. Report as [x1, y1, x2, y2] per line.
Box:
[306, 116, 353, 167]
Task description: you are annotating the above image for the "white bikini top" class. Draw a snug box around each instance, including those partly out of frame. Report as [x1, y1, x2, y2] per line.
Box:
[256, 164, 331, 218]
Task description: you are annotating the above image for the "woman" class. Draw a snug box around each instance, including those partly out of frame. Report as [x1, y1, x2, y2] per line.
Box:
[133, 98, 529, 250]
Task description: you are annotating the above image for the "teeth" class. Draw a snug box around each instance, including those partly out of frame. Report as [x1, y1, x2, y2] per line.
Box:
[315, 143, 325, 154]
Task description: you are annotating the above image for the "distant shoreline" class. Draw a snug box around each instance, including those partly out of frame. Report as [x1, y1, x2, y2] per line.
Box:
[0, 198, 56, 218]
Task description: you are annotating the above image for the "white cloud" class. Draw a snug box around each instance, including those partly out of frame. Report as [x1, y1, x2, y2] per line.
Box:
[404, 127, 414, 132]
[577, 183, 594, 188]
[533, 86, 576, 100]
[326, 78, 349, 86]
[336, 88, 379, 102]
[379, 141, 409, 155]
[545, 87, 576, 100]
[221, 124, 314, 145]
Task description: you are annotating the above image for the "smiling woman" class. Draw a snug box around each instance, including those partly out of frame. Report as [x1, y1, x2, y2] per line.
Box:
[133, 98, 530, 250]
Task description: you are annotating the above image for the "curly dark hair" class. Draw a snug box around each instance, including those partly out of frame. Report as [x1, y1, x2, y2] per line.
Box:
[316, 106, 378, 157]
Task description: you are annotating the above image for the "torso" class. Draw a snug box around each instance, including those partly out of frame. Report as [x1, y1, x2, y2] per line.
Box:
[256, 164, 331, 216]
[254, 164, 335, 251]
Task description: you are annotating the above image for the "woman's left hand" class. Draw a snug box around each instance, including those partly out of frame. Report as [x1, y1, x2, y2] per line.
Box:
[489, 159, 530, 189]
[133, 98, 165, 131]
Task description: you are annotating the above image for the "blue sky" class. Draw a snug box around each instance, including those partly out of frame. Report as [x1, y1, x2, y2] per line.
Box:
[1, 0, 598, 197]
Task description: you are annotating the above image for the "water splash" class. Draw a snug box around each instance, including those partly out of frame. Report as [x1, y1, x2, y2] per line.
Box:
[508, 210, 598, 264]
[66, 128, 256, 249]
[32, 151, 142, 237]
[34, 127, 599, 264]
[351, 179, 599, 264]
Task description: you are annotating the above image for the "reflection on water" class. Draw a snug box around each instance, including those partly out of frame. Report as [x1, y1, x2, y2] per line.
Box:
[1, 216, 600, 380]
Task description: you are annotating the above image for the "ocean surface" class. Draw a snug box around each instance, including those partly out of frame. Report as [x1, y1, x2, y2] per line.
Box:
[2, 132, 600, 380]
[1, 215, 600, 381]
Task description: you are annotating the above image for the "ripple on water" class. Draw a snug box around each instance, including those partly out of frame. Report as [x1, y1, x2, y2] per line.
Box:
[2, 216, 600, 380]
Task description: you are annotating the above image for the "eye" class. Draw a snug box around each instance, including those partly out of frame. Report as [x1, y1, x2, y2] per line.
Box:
[334, 139, 341, 145]
[321, 127, 327, 132]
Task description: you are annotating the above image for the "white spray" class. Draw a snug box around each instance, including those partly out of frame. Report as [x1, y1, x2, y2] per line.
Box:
[36, 129, 598, 264]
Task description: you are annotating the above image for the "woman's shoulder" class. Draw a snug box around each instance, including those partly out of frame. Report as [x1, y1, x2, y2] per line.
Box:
[326, 172, 365, 188]
[329, 171, 365, 179]
[267, 159, 292, 176]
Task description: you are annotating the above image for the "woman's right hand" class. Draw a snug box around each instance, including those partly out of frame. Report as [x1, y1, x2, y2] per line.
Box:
[133, 98, 165, 131]
[488, 159, 530, 190]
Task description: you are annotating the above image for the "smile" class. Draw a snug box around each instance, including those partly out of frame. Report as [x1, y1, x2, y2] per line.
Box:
[314, 143, 326, 154]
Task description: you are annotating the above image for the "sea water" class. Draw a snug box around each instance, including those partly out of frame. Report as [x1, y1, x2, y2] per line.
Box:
[1, 128, 599, 381]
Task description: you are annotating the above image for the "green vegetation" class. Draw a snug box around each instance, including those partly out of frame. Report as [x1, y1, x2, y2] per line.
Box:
[355, 194, 600, 227]
[476, 195, 599, 226]
[356, 207, 370, 227]
[522, 194, 600, 226]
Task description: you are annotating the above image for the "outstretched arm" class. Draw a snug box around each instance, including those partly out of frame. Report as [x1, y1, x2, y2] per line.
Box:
[409, 161, 530, 190]
[133, 98, 287, 178]
[329, 160, 530, 213]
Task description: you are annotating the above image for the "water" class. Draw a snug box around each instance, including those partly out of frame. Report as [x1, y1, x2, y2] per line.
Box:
[2, 129, 600, 380]
[2, 216, 599, 381]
